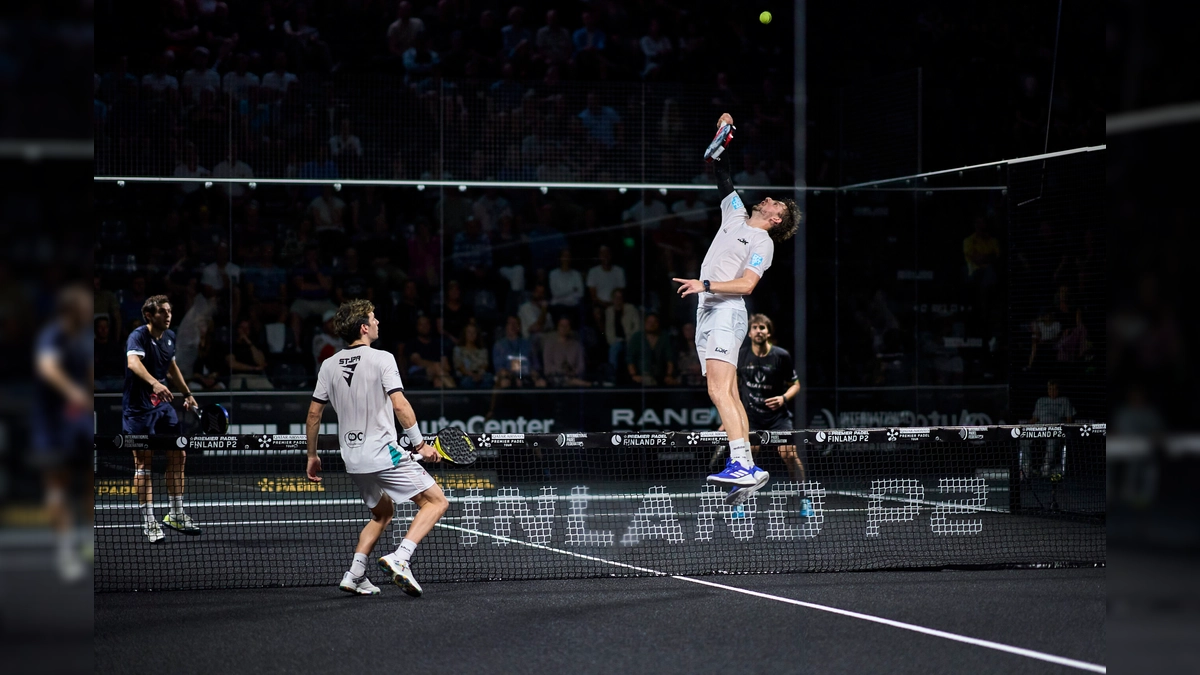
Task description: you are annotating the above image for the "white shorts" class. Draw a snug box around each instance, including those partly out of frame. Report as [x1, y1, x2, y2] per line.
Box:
[349, 462, 437, 509]
[695, 304, 747, 376]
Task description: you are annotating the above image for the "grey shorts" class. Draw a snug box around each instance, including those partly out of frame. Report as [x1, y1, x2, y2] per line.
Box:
[695, 304, 747, 375]
[349, 462, 437, 509]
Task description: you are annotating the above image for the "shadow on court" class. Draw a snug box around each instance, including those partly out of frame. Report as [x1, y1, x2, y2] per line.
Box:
[96, 568, 1104, 675]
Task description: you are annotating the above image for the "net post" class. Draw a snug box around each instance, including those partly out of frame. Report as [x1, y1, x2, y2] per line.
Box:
[1008, 439, 1022, 515]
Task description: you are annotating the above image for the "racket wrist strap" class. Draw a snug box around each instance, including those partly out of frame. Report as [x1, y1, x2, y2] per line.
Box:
[402, 423, 424, 449]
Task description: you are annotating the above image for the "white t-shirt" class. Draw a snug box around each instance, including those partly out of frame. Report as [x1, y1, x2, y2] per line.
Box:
[1032, 396, 1075, 423]
[697, 191, 774, 309]
[586, 264, 626, 303]
[548, 267, 584, 306]
[223, 71, 260, 100]
[308, 195, 346, 231]
[141, 73, 179, 94]
[261, 70, 299, 97]
[181, 68, 220, 102]
[173, 163, 210, 194]
[671, 198, 709, 223]
[212, 159, 254, 199]
[312, 345, 407, 474]
[201, 262, 242, 291]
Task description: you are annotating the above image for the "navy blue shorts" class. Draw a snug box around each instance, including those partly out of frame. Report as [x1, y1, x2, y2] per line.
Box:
[30, 411, 92, 468]
[122, 405, 181, 435]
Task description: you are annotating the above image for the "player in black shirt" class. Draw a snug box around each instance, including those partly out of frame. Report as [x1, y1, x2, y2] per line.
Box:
[736, 313, 806, 485]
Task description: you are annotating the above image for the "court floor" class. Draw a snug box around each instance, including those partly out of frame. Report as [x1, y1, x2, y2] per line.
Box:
[95, 567, 1105, 675]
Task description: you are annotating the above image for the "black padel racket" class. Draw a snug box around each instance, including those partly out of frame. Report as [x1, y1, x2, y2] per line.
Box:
[182, 403, 230, 435]
[412, 426, 477, 465]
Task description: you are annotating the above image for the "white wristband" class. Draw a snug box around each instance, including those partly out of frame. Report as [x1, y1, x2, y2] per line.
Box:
[403, 424, 424, 449]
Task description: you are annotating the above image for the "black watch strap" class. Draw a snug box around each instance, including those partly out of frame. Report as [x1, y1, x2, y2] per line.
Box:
[702, 279, 711, 293]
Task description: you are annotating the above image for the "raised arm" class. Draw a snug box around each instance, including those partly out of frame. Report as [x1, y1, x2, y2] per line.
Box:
[713, 112, 736, 198]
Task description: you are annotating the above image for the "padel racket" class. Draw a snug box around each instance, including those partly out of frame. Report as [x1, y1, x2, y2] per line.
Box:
[704, 123, 735, 162]
[182, 403, 230, 435]
[411, 426, 477, 465]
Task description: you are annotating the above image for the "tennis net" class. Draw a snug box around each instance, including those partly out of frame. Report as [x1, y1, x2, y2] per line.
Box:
[94, 424, 1105, 591]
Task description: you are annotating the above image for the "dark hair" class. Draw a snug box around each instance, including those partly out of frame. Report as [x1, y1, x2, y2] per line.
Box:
[141, 294, 171, 320]
[335, 299, 374, 343]
[768, 198, 801, 243]
[748, 313, 774, 342]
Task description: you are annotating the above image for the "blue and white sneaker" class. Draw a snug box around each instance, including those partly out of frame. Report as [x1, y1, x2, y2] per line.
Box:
[707, 459, 758, 487]
[799, 498, 815, 517]
[724, 465, 771, 505]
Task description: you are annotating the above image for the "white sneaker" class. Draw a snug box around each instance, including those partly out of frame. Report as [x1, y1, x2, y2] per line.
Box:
[724, 466, 771, 505]
[378, 554, 423, 597]
[162, 512, 202, 535]
[144, 521, 165, 543]
[57, 550, 86, 583]
[339, 571, 381, 596]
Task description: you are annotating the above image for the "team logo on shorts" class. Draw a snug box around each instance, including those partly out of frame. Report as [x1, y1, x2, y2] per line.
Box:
[750, 253, 764, 268]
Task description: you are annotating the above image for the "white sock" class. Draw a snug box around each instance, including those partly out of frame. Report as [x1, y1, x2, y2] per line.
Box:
[170, 496, 184, 517]
[729, 438, 752, 467]
[396, 538, 418, 564]
[140, 502, 154, 526]
[57, 529, 76, 558]
[349, 552, 368, 578]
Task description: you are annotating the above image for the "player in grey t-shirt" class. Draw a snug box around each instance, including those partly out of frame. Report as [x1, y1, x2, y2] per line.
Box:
[306, 299, 447, 597]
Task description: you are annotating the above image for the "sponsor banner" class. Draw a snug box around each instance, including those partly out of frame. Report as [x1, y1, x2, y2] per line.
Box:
[610, 432, 673, 447]
[476, 433, 527, 449]
[1009, 425, 1065, 439]
[115, 434, 149, 449]
[682, 431, 729, 446]
[958, 426, 991, 441]
[96, 387, 1012, 437]
[180, 436, 242, 450]
[551, 432, 589, 448]
[810, 429, 870, 444]
[885, 427, 934, 442]
[807, 386, 1009, 429]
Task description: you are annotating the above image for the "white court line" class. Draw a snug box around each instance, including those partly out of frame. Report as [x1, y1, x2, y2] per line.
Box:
[673, 577, 1105, 673]
[434, 522, 1106, 674]
[94, 488, 1006, 511]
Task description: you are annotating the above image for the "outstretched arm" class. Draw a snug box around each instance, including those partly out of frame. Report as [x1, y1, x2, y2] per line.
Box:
[713, 112, 736, 198]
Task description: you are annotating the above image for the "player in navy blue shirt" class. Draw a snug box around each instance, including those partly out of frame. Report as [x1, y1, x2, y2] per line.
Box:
[32, 284, 94, 581]
[123, 294, 202, 541]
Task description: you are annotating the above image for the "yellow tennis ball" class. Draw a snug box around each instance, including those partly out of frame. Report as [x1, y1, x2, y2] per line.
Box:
[759, 11, 772, 24]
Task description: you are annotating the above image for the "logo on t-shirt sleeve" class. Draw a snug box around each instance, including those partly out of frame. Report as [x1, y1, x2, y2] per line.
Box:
[730, 194, 743, 210]
[750, 253, 764, 268]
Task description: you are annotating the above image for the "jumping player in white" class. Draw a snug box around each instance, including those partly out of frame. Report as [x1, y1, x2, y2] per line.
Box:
[674, 112, 801, 504]
[305, 299, 449, 597]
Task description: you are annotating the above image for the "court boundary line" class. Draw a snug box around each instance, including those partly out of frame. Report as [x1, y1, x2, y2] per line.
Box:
[434, 522, 1106, 674]
[93, 487, 1008, 512]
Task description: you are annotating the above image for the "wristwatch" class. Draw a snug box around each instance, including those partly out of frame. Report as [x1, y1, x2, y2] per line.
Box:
[702, 279, 711, 293]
